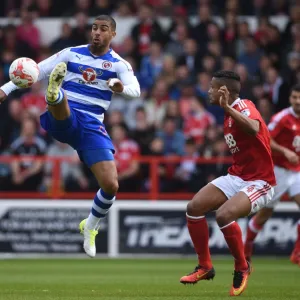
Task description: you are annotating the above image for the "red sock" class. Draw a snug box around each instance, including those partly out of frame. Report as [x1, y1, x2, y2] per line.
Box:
[294, 221, 300, 252]
[221, 221, 248, 271]
[244, 216, 263, 258]
[187, 216, 212, 269]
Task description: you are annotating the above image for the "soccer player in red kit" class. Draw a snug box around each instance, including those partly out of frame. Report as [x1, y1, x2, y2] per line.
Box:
[245, 84, 300, 265]
[179, 71, 276, 296]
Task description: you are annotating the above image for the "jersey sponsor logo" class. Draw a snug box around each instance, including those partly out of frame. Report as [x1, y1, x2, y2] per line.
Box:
[224, 133, 240, 154]
[292, 135, 300, 152]
[241, 109, 250, 117]
[78, 66, 103, 85]
[102, 61, 112, 69]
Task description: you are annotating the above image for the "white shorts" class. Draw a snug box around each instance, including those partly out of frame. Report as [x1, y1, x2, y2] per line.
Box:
[266, 166, 300, 208]
[211, 174, 274, 214]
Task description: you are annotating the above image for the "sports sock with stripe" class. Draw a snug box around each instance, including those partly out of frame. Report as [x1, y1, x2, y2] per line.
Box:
[86, 189, 115, 230]
[45, 88, 64, 105]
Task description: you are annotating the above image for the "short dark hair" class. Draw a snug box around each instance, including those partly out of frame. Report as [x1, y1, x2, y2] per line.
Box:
[291, 83, 300, 93]
[213, 70, 241, 95]
[95, 15, 116, 31]
[213, 70, 240, 82]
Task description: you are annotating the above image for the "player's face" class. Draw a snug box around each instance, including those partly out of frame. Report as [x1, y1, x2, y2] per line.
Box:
[208, 77, 221, 105]
[91, 20, 116, 47]
[290, 90, 300, 115]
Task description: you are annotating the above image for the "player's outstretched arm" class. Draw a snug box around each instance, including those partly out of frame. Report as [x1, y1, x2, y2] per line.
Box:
[107, 60, 140, 99]
[0, 48, 71, 103]
[219, 86, 259, 136]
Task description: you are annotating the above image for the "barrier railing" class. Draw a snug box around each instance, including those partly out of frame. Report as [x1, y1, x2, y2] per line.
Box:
[0, 155, 233, 200]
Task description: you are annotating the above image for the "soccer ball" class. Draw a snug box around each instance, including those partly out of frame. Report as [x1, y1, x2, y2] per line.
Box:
[9, 57, 40, 88]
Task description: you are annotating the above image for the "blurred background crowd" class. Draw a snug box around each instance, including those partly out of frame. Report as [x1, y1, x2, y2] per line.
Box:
[0, 0, 300, 194]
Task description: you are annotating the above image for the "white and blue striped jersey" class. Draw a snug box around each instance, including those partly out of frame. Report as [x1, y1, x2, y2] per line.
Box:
[1, 45, 140, 122]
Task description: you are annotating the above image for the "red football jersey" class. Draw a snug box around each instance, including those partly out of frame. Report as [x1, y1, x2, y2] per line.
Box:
[224, 98, 276, 185]
[268, 107, 300, 171]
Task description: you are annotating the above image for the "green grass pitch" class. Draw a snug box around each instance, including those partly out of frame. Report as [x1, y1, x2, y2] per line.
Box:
[0, 258, 299, 300]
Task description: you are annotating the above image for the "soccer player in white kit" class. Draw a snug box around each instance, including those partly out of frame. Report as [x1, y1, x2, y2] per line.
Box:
[244, 84, 300, 265]
[0, 15, 140, 258]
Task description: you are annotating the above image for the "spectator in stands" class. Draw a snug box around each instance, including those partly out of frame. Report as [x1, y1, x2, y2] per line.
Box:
[2, 25, 36, 65]
[238, 36, 262, 76]
[163, 100, 183, 129]
[16, 9, 40, 51]
[112, 2, 132, 17]
[20, 81, 47, 120]
[159, 55, 176, 87]
[284, 51, 300, 86]
[260, 24, 282, 68]
[105, 110, 126, 135]
[70, 12, 89, 45]
[90, 0, 113, 16]
[112, 125, 141, 192]
[263, 67, 290, 112]
[64, 0, 91, 16]
[183, 96, 216, 146]
[131, 4, 165, 57]
[256, 54, 272, 82]
[165, 23, 189, 59]
[0, 99, 22, 151]
[157, 117, 185, 156]
[173, 138, 203, 192]
[223, 12, 238, 57]
[192, 5, 213, 45]
[43, 140, 89, 192]
[50, 23, 74, 53]
[283, 4, 300, 45]
[236, 21, 251, 57]
[131, 106, 155, 155]
[35, 0, 56, 17]
[178, 38, 202, 75]
[139, 42, 164, 89]
[235, 63, 256, 101]
[201, 54, 217, 74]
[144, 79, 170, 127]
[257, 96, 273, 123]
[221, 56, 236, 71]
[10, 117, 46, 191]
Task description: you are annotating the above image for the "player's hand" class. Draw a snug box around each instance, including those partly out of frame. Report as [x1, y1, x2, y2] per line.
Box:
[218, 86, 230, 110]
[107, 78, 124, 93]
[283, 148, 299, 165]
[0, 89, 7, 104]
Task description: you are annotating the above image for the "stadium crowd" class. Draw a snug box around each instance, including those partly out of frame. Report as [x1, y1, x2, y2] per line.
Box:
[0, 0, 300, 193]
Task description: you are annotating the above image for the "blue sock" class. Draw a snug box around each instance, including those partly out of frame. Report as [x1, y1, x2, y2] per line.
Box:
[86, 189, 115, 230]
[45, 88, 64, 105]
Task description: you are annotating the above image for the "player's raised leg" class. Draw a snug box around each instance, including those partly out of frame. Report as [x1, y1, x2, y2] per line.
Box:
[290, 194, 300, 265]
[79, 159, 118, 257]
[244, 207, 274, 261]
[45, 62, 71, 120]
[216, 192, 253, 296]
[179, 183, 227, 284]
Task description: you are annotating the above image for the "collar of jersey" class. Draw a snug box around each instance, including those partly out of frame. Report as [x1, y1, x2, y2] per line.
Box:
[230, 98, 241, 107]
[289, 107, 300, 118]
[87, 45, 112, 59]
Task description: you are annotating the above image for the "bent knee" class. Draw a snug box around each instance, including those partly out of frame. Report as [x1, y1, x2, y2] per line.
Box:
[187, 200, 204, 217]
[216, 207, 234, 227]
[101, 179, 119, 195]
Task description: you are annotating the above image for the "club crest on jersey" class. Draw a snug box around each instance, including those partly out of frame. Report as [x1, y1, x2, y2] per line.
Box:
[78, 66, 102, 82]
[241, 109, 250, 117]
[102, 61, 112, 69]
